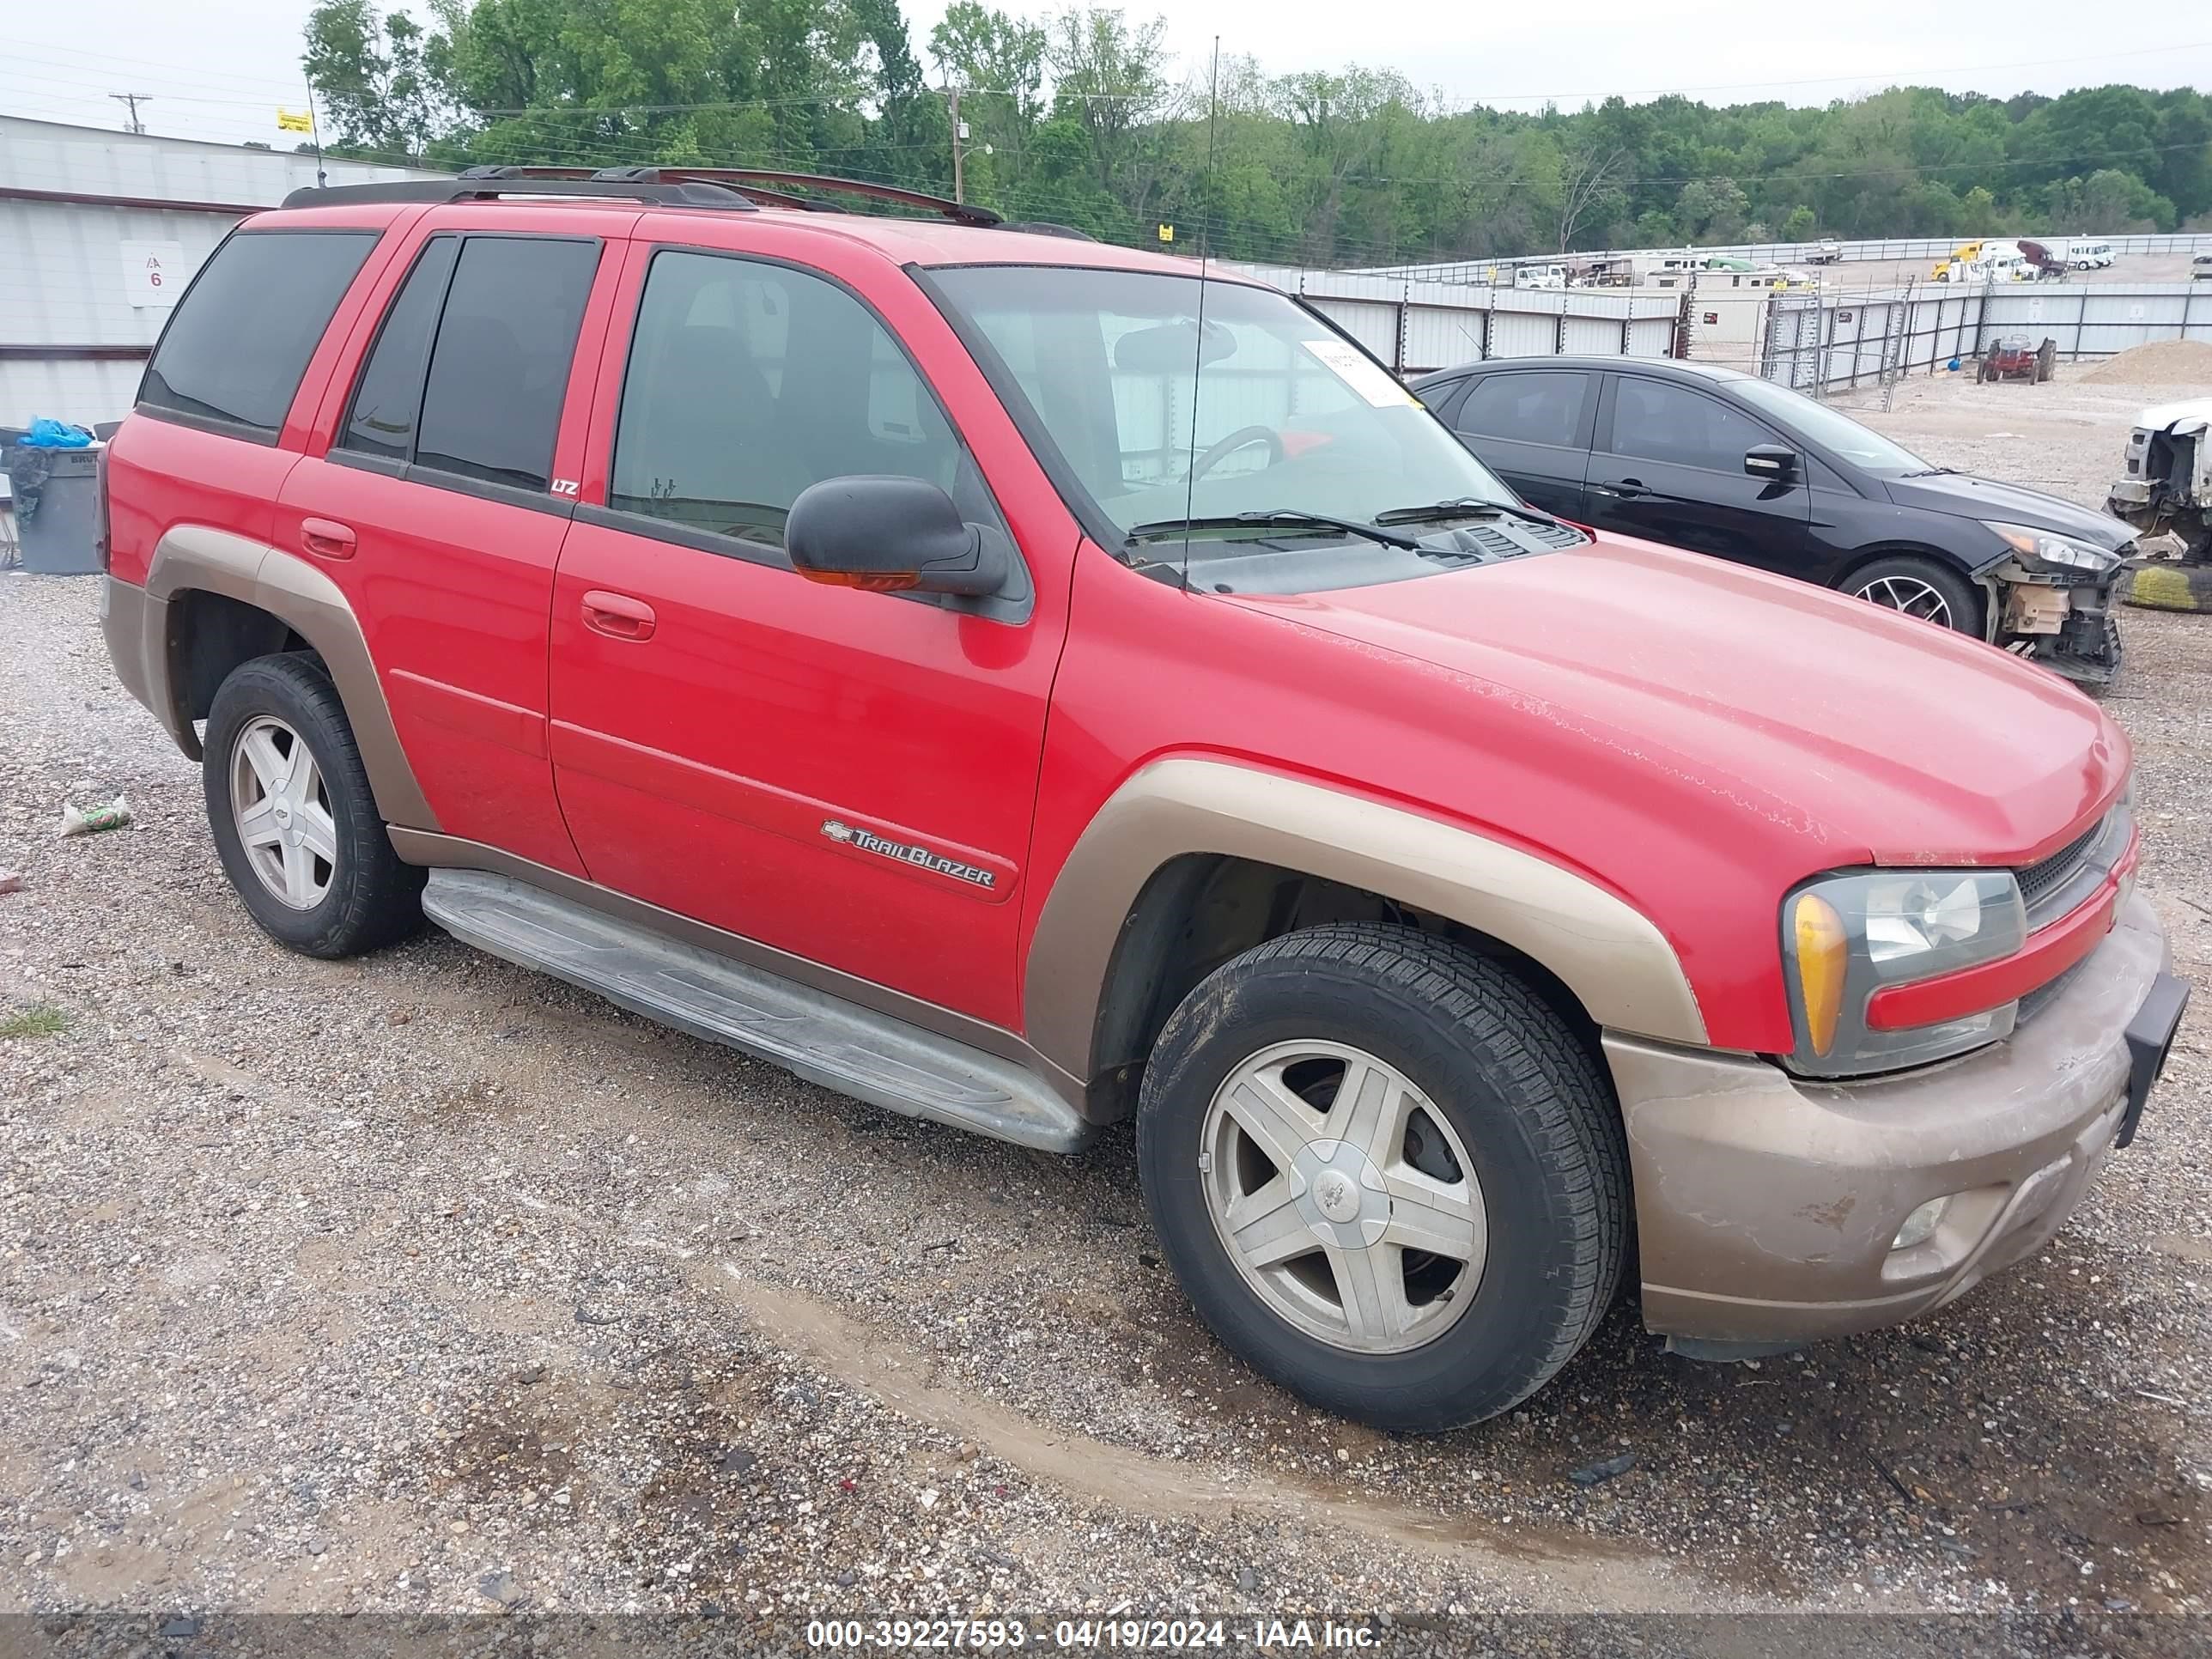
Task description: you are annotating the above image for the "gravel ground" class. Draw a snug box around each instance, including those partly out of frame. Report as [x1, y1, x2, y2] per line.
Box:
[3, 374, 2209, 1650]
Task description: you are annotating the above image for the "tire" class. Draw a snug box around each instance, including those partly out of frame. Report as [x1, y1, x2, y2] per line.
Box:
[203, 653, 424, 958]
[2123, 562, 2212, 613]
[1134, 923, 1629, 1433]
[1843, 554, 1983, 638]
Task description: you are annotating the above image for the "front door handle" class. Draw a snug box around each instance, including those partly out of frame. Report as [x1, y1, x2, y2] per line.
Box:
[1594, 478, 1651, 500]
[301, 518, 356, 560]
[581, 589, 657, 642]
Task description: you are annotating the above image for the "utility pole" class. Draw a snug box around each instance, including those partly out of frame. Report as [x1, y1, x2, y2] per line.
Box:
[947, 85, 965, 205]
[110, 93, 152, 136]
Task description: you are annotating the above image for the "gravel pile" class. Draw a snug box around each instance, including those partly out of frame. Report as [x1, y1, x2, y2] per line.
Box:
[2, 378, 2208, 1641]
[2081, 341, 2212, 387]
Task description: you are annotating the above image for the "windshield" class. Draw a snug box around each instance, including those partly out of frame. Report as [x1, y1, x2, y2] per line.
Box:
[930, 265, 1517, 549]
[1728, 376, 1933, 476]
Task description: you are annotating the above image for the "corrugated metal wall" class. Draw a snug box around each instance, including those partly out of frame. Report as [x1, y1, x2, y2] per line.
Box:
[1, 117, 444, 427]
[1232, 262, 1680, 374]
[1, 201, 233, 354]
[0, 357, 144, 430]
[0, 116, 436, 208]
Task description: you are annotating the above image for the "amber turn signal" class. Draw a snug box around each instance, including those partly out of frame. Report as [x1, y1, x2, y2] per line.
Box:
[798, 568, 920, 591]
[1792, 892, 1848, 1056]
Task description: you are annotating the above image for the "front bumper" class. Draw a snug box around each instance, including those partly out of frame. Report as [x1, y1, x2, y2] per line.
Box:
[1607, 892, 2179, 1346]
[1988, 568, 2122, 688]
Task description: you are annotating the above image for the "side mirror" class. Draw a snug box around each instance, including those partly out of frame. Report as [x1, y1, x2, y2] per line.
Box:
[786, 476, 1009, 599]
[1745, 444, 1798, 481]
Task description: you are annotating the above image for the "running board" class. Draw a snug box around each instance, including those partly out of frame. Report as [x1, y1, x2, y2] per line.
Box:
[420, 870, 1091, 1152]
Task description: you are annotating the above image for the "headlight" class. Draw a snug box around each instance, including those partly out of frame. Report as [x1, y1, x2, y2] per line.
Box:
[1782, 869, 2027, 1076]
[1984, 520, 2119, 575]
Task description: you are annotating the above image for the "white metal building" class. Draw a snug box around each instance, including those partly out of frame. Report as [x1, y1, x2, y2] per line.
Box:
[0, 117, 441, 429]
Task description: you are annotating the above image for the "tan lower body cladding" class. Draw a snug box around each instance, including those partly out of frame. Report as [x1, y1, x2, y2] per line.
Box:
[1021, 757, 1710, 1083]
[110, 528, 436, 829]
[1612, 892, 2166, 1345]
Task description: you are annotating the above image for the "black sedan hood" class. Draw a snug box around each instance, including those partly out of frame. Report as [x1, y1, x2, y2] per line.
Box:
[1881, 470, 2135, 552]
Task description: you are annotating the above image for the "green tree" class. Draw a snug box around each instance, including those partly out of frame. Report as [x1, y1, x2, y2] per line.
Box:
[301, 3, 2209, 273]
[302, 0, 452, 161]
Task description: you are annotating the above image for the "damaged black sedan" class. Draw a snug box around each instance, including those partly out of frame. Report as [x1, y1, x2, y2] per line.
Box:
[1411, 356, 2130, 688]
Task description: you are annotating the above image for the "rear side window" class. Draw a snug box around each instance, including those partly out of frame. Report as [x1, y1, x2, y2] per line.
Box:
[339, 236, 461, 461]
[1455, 372, 1591, 448]
[140, 229, 378, 439]
[413, 237, 599, 490]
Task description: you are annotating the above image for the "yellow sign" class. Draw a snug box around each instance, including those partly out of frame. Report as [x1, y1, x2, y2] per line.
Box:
[277, 107, 314, 133]
[1157, 223, 1174, 244]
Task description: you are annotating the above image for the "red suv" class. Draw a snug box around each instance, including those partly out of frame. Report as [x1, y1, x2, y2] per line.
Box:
[101, 167, 2186, 1431]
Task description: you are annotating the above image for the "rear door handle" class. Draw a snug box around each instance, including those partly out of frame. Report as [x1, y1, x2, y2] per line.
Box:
[581, 590, 657, 642]
[301, 518, 356, 560]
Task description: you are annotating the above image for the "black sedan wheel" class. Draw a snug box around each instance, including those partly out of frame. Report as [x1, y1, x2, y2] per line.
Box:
[1844, 556, 1981, 637]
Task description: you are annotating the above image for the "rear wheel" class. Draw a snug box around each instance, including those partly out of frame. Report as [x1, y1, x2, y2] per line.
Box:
[1844, 555, 1982, 637]
[1135, 923, 1629, 1432]
[204, 653, 424, 958]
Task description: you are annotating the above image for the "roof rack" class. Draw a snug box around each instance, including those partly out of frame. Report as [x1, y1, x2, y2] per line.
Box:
[1000, 220, 1098, 242]
[282, 163, 1093, 240]
[574, 166, 1004, 228]
[279, 173, 757, 211]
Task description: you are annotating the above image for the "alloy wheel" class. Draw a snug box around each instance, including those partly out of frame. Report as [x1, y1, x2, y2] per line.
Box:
[1853, 574, 1953, 628]
[1200, 1039, 1486, 1354]
[229, 714, 339, 910]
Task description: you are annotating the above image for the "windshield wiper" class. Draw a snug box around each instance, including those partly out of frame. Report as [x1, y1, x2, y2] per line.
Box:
[1899, 466, 1960, 478]
[1375, 495, 1564, 531]
[1124, 509, 1423, 551]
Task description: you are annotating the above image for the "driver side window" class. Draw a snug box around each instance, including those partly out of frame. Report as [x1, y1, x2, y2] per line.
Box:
[609, 248, 1001, 561]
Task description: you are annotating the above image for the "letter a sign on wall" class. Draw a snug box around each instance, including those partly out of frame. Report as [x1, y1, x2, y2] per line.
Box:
[120, 240, 186, 310]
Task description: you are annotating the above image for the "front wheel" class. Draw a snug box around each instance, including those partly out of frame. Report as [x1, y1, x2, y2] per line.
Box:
[1135, 924, 1630, 1432]
[204, 653, 424, 958]
[1844, 555, 1983, 638]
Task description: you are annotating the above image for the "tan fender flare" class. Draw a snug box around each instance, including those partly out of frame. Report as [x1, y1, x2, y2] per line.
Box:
[1023, 757, 1706, 1083]
[143, 525, 439, 830]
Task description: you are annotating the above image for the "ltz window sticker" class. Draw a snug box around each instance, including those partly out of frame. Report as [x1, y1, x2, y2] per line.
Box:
[1300, 337, 1416, 408]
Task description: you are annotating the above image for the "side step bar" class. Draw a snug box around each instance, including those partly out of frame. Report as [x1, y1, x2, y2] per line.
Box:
[420, 870, 1092, 1153]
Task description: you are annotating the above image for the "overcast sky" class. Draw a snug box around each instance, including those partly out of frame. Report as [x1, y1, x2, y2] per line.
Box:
[5, 0, 2209, 149]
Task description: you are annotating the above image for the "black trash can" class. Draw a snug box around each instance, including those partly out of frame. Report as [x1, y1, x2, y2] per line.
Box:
[3, 442, 105, 575]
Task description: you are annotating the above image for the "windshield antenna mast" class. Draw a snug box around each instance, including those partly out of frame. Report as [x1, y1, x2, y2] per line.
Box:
[1178, 35, 1224, 592]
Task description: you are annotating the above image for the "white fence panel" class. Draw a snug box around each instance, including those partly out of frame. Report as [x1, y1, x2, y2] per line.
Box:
[1759, 281, 2212, 392]
[1560, 314, 1620, 355]
[1626, 315, 1677, 357]
[1487, 308, 1562, 358]
[1402, 304, 1487, 373]
[1304, 297, 1398, 362]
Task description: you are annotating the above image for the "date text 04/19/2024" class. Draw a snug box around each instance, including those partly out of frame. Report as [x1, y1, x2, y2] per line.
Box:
[804, 1619, 1382, 1650]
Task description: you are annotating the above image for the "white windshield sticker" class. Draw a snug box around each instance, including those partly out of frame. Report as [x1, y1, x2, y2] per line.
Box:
[1301, 338, 1414, 407]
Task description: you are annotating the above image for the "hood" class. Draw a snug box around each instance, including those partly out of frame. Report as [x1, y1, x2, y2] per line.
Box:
[1879, 471, 2136, 554]
[2137, 398, 2212, 434]
[1226, 535, 2126, 868]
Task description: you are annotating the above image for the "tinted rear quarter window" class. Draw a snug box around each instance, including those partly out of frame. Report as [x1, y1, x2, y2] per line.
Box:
[413, 237, 599, 490]
[140, 229, 379, 438]
[1456, 371, 1591, 447]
